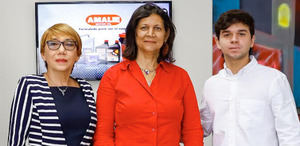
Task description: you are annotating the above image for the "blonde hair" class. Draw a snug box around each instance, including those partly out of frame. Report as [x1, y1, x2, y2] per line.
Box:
[40, 23, 82, 56]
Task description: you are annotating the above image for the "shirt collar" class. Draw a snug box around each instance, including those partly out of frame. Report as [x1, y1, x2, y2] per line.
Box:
[158, 61, 170, 73]
[120, 59, 131, 71]
[223, 55, 257, 77]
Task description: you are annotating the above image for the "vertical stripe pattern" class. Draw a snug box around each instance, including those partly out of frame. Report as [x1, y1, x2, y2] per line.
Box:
[8, 75, 97, 146]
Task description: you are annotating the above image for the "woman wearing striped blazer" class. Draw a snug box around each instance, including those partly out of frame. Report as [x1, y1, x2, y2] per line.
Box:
[8, 23, 97, 146]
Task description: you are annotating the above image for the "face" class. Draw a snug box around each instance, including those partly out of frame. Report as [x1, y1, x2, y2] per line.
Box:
[216, 23, 255, 61]
[41, 34, 79, 73]
[135, 14, 169, 56]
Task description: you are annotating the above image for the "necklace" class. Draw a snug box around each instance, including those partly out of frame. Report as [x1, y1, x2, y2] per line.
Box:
[140, 68, 155, 75]
[44, 73, 70, 96]
[57, 87, 68, 96]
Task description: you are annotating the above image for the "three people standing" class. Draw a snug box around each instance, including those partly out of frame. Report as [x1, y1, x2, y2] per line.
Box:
[8, 3, 300, 146]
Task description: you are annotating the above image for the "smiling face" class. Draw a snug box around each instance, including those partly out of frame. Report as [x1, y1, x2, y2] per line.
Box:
[41, 34, 79, 74]
[216, 22, 255, 62]
[135, 14, 169, 56]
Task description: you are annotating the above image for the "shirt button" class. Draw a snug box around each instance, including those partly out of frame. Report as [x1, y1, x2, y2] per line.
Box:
[152, 128, 156, 132]
[152, 112, 156, 115]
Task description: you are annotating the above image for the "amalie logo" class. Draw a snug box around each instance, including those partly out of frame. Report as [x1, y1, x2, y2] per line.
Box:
[86, 14, 122, 26]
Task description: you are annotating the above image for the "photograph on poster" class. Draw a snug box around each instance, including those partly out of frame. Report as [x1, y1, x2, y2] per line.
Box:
[35, 1, 171, 80]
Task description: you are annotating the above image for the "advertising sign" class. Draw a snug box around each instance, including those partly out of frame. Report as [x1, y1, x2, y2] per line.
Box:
[35, 1, 171, 80]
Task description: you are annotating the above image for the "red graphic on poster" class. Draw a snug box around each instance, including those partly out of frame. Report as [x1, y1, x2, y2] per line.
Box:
[213, 37, 282, 75]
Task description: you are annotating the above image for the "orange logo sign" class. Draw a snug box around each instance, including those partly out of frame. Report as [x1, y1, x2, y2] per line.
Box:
[86, 14, 122, 26]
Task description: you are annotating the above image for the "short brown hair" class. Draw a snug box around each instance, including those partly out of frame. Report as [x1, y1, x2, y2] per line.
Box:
[215, 9, 255, 39]
[40, 23, 82, 57]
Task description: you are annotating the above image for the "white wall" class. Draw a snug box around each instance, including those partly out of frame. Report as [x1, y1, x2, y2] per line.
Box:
[0, 0, 212, 145]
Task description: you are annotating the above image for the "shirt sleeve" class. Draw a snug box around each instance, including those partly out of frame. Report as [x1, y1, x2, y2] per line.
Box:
[181, 72, 204, 146]
[270, 74, 300, 145]
[8, 76, 32, 146]
[93, 70, 116, 146]
[199, 83, 214, 137]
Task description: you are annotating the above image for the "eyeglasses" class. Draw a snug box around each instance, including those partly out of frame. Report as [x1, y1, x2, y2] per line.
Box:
[46, 40, 77, 51]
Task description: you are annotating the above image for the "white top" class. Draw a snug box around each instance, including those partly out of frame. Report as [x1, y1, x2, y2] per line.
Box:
[200, 56, 300, 146]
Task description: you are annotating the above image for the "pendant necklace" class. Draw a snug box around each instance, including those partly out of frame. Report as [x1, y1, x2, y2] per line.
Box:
[57, 87, 68, 96]
[140, 68, 155, 75]
[45, 73, 69, 96]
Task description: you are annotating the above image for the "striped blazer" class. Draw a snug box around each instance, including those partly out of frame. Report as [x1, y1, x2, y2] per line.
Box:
[8, 74, 97, 146]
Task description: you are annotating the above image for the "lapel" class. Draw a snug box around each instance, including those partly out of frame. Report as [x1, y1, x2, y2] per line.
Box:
[77, 79, 97, 145]
[41, 76, 96, 145]
[41, 76, 68, 145]
[128, 61, 154, 97]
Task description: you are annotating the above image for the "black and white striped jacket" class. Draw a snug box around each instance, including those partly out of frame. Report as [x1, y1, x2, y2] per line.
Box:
[8, 74, 97, 146]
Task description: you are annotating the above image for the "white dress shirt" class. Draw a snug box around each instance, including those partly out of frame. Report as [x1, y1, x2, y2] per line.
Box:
[200, 56, 300, 146]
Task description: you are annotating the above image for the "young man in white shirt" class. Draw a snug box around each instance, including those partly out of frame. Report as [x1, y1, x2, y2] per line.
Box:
[200, 9, 300, 146]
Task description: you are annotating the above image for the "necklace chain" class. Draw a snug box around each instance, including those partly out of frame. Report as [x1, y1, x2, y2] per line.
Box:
[45, 73, 69, 96]
[57, 87, 68, 96]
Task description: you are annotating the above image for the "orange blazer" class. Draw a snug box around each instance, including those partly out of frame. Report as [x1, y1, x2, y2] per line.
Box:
[94, 60, 203, 146]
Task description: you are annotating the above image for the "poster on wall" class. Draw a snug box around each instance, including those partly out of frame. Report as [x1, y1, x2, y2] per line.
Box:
[35, 1, 171, 80]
